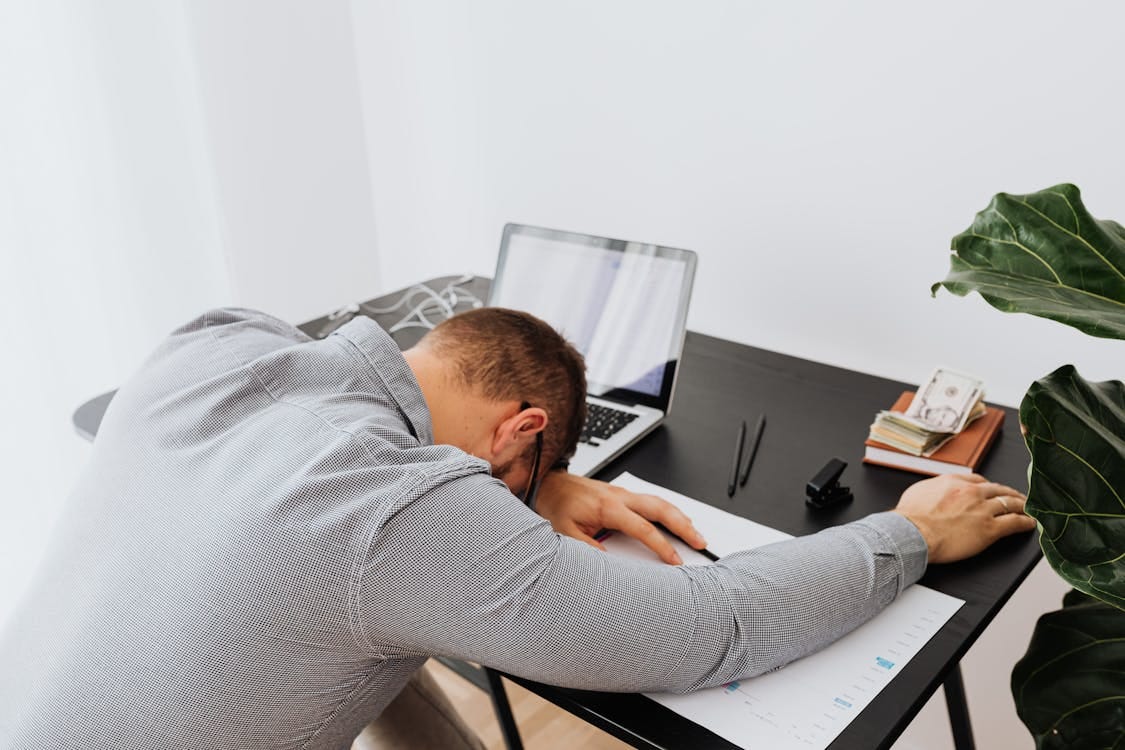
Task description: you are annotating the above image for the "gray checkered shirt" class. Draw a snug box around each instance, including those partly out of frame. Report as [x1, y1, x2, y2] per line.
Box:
[0, 309, 927, 749]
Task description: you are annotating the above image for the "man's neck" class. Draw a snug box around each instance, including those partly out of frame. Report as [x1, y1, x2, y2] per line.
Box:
[402, 346, 507, 457]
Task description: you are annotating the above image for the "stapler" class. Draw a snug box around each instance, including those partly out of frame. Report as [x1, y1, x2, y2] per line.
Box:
[805, 458, 853, 509]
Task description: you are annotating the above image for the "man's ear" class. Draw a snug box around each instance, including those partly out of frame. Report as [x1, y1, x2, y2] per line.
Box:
[491, 404, 548, 458]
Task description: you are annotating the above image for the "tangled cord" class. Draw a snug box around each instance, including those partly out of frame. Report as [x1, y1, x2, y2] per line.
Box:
[317, 276, 484, 338]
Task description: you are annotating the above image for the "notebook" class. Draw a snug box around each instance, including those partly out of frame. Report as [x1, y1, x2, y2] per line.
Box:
[864, 391, 1005, 476]
[487, 223, 698, 477]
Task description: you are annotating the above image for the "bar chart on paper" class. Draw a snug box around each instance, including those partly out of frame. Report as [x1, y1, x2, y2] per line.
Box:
[647, 586, 962, 749]
[604, 473, 964, 750]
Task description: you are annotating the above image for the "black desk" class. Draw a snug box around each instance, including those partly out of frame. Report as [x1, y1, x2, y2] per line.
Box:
[500, 331, 1039, 750]
[73, 278, 1040, 750]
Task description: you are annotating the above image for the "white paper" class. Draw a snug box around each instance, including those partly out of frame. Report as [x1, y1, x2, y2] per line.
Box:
[604, 473, 964, 750]
[608, 472, 792, 556]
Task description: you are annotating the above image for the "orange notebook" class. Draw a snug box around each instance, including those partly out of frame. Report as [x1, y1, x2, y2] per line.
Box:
[863, 391, 1006, 476]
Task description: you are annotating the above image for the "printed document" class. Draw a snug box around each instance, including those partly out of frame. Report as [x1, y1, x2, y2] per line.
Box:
[604, 473, 964, 750]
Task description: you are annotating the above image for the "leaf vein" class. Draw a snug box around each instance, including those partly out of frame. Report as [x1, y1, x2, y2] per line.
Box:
[968, 230, 1062, 283]
[1020, 195, 1125, 284]
[1055, 442, 1125, 510]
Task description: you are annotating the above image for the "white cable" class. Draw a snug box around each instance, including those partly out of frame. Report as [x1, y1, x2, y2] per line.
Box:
[360, 285, 445, 315]
[339, 275, 486, 336]
[434, 275, 485, 310]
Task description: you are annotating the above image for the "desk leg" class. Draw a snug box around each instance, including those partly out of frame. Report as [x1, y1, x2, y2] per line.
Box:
[943, 664, 975, 750]
[484, 668, 525, 750]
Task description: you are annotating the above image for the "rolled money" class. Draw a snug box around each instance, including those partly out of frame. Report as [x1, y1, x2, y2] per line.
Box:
[868, 394, 987, 456]
[904, 368, 984, 434]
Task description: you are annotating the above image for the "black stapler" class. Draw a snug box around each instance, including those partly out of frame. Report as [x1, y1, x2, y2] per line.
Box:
[805, 458, 853, 509]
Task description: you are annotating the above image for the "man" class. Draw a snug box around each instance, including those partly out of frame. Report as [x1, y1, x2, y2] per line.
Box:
[0, 307, 1034, 749]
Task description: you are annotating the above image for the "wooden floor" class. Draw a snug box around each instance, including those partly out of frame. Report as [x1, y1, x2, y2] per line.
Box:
[427, 660, 633, 750]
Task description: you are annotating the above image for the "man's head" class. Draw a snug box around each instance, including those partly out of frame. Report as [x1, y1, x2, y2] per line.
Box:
[402, 308, 587, 496]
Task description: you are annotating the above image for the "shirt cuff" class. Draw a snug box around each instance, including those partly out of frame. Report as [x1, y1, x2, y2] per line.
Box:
[858, 511, 929, 592]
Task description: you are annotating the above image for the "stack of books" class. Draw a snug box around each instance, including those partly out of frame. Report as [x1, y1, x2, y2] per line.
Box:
[864, 391, 1005, 475]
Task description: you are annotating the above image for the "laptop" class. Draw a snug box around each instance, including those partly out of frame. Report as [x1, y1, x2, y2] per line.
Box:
[487, 223, 697, 477]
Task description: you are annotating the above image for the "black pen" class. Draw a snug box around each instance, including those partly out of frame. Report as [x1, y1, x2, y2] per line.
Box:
[738, 413, 767, 487]
[654, 523, 720, 562]
[596, 526, 721, 563]
[727, 419, 747, 498]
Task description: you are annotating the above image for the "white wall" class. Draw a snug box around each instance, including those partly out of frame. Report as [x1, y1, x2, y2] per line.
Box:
[0, 0, 233, 625]
[350, 6, 1122, 746]
[187, 0, 382, 323]
[352, 0, 1123, 408]
[0, 0, 382, 625]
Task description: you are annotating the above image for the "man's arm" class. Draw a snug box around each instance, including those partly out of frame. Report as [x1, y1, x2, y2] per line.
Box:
[352, 472, 1031, 694]
[534, 471, 1036, 566]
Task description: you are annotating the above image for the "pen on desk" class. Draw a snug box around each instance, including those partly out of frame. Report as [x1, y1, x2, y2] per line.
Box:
[726, 419, 747, 498]
[697, 547, 720, 562]
[596, 526, 721, 563]
[654, 523, 721, 562]
[738, 413, 767, 487]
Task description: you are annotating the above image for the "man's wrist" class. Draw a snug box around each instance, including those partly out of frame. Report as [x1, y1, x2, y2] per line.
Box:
[863, 511, 929, 590]
[891, 509, 936, 565]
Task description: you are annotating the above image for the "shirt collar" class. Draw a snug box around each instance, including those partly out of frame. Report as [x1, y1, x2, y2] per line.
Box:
[333, 316, 434, 445]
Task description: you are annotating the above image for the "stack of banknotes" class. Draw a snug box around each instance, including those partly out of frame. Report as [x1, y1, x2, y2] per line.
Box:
[868, 368, 986, 456]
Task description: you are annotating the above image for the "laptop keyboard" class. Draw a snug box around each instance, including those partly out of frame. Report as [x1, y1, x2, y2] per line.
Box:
[580, 403, 640, 445]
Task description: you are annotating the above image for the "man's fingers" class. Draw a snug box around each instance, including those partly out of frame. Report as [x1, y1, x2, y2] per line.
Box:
[1006, 495, 1029, 515]
[622, 492, 707, 549]
[975, 482, 1027, 516]
[993, 511, 1038, 536]
[603, 506, 683, 565]
[992, 493, 1029, 516]
[978, 481, 1025, 499]
[984, 482, 1036, 538]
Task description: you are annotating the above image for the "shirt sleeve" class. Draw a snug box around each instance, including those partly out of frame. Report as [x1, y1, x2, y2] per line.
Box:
[353, 473, 927, 694]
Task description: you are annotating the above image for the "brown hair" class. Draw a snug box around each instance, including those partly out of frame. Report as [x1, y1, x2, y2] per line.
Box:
[423, 308, 587, 471]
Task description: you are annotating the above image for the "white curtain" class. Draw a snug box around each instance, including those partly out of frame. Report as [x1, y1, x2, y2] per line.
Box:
[0, 1, 231, 625]
[0, 0, 382, 626]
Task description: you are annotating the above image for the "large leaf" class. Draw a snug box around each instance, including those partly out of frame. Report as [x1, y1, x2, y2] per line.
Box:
[933, 183, 1125, 340]
[1012, 589, 1125, 749]
[1021, 366, 1125, 609]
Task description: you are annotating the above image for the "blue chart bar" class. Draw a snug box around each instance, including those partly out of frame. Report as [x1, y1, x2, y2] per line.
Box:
[646, 589, 964, 750]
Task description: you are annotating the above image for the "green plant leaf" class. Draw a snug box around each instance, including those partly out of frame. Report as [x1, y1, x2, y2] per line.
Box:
[932, 183, 1125, 340]
[1021, 366, 1125, 609]
[1011, 589, 1125, 748]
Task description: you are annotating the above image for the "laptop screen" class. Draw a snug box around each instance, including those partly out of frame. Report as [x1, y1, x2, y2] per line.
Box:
[488, 224, 697, 410]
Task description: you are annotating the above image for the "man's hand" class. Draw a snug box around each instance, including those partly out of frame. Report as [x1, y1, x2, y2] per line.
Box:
[893, 474, 1037, 563]
[534, 472, 707, 565]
